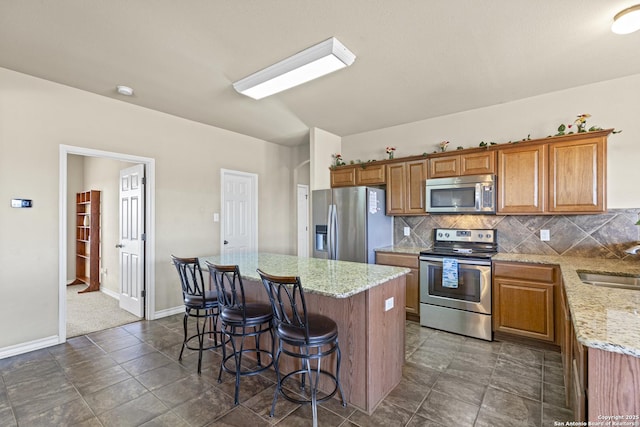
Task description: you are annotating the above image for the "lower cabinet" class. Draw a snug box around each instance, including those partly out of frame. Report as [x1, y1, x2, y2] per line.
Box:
[492, 262, 559, 343]
[376, 251, 420, 322]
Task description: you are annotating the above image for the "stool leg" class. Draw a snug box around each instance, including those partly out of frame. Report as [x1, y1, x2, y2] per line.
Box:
[336, 341, 346, 407]
[217, 325, 227, 384]
[307, 346, 320, 427]
[270, 341, 283, 417]
[196, 311, 204, 374]
[233, 327, 242, 405]
[179, 310, 188, 361]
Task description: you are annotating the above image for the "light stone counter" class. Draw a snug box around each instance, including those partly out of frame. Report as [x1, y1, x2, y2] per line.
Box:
[493, 253, 640, 358]
[375, 245, 428, 256]
[200, 252, 410, 299]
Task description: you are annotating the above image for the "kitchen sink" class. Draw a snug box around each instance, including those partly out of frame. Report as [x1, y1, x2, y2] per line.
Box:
[577, 272, 640, 291]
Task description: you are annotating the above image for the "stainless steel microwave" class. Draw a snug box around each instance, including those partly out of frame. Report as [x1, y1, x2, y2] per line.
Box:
[425, 174, 496, 214]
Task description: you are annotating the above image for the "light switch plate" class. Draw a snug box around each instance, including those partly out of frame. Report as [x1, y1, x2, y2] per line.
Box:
[213, 213, 220, 222]
[385, 297, 394, 311]
[403, 227, 410, 236]
[540, 229, 550, 241]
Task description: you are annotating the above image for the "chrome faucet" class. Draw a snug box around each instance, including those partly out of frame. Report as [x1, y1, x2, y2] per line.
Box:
[625, 244, 640, 255]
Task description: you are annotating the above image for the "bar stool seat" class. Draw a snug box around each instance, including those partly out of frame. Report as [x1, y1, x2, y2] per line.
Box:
[220, 304, 272, 325]
[277, 314, 338, 344]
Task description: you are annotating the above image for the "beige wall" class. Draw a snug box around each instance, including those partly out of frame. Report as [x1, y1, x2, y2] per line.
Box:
[0, 67, 304, 349]
[310, 127, 342, 190]
[342, 73, 640, 209]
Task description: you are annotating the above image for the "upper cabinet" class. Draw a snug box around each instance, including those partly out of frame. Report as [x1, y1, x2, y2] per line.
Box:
[497, 130, 610, 215]
[331, 163, 385, 188]
[329, 129, 611, 216]
[497, 144, 547, 214]
[386, 159, 427, 215]
[428, 151, 496, 178]
[548, 136, 606, 213]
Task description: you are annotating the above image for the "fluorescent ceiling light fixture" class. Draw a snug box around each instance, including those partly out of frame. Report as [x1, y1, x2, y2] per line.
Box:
[233, 37, 356, 100]
[611, 4, 640, 34]
[116, 85, 134, 96]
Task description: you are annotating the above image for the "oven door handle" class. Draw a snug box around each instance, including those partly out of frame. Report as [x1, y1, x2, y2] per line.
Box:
[419, 256, 492, 266]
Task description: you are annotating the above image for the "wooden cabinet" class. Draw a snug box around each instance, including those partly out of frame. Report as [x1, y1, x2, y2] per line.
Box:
[356, 163, 386, 185]
[428, 151, 496, 178]
[376, 252, 420, 322]
[331, 163, 386, 187]
[497, 144, 547, 214]
[331, 167, 356, 187]
[549, 136, 606, 213]
[497, 130, 610, 214]
[70, 190, 101, 293]
[492, 262, 559, 343]
[386, 159, 427, 215]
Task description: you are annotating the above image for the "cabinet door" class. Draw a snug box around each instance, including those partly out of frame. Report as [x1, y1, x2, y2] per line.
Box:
[405, 159, 428, 214]
[497, 144, 546, 213]
[330, 167, 356, 188]
[548, 137, 605, 213]
[493, 277, 555, 342]
[356, 163, 386, 185]
[386, 163, 407, 215]
[461, 151, 496, 175]
[428, 155, 459, 178]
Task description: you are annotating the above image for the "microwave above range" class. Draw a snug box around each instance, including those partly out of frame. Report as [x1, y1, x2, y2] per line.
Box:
[425, 174, 496, 214]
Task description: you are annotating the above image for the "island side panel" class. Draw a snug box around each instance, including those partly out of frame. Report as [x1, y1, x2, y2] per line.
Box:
[588, 348, 640, 422]
[365, 275, 406, 411]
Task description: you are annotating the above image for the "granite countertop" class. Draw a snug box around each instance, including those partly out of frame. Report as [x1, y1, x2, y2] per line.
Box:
[375, 245, 428, 256]
[200, 252, 410, 299]
[493, 253, 640, 358]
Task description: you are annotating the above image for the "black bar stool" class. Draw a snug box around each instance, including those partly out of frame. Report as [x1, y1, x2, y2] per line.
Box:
[257, 269, 346, 427]
[171, 255, 222, 374]
[207, 262, 274, 405]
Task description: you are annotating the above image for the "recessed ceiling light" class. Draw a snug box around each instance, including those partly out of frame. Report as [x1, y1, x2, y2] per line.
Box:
[612, 4, 640, 34]
[116, 85, 134, 96]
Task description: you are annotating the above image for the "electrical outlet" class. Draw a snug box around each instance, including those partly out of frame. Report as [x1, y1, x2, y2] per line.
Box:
[385, 297, 394, 311]
[540, 229, 550, 241]
[403, 227, 410, 236]
[213, 213, 220, 222]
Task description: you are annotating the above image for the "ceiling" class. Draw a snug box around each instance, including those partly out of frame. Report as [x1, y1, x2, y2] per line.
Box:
[2, 1, 639, 147]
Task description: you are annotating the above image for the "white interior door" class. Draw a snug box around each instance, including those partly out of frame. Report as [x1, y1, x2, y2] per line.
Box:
[221, 169, 257, 254]
[297, 184, 309, 257]
[118, 164, 145, 317]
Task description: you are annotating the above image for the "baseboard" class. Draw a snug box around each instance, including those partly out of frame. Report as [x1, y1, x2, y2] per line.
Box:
[153, 306, 184, 319]
[0, 335, 60, 360]
[101, 287, 120, 300]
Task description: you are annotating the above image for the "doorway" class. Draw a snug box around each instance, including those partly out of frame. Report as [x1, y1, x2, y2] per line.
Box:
[220, 169, 258, 254]
[58, 145, 156, 342]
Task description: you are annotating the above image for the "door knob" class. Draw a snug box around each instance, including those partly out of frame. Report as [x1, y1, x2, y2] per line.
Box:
[115, 244, 124, 248]
[224, 240, 229, 245]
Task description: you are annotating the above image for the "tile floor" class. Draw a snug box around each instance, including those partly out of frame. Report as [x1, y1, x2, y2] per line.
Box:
[0, 315, 573, 426]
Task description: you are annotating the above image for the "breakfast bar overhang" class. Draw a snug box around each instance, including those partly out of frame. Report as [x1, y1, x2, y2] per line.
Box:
[201, 252, 409, 415]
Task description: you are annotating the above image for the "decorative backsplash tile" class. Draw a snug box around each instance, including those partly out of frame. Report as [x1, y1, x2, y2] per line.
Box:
[394, 209, 640, 260]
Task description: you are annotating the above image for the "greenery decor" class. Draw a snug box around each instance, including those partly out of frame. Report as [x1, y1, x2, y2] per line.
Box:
[554, 114, 621, 137]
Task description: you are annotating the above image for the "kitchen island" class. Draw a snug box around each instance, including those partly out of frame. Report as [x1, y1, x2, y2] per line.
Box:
[200, 252, 410, 415]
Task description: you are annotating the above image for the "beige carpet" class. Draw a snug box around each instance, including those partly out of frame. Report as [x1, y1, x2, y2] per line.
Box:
[66, 285, 142, 338]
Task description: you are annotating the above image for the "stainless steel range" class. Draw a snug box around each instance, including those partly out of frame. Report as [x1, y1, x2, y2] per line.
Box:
[419, 228, 497, 341]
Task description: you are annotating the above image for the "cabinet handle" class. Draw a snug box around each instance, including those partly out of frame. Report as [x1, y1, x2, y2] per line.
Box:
[115, 244, 124, 248]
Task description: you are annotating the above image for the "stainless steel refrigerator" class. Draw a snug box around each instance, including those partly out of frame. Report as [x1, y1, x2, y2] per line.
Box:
[312, 187, 393, 264]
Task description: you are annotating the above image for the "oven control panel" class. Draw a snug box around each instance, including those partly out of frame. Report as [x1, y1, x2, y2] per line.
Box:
[434, 228, 496, 244]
